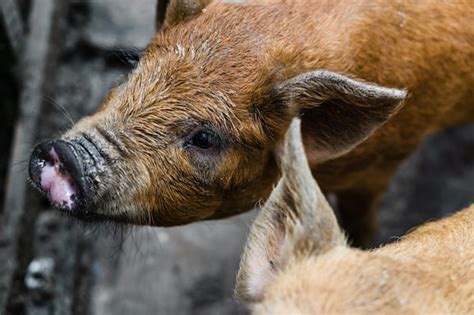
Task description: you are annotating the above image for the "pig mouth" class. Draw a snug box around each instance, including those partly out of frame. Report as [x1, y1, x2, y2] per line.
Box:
[29, 131, 138, 223]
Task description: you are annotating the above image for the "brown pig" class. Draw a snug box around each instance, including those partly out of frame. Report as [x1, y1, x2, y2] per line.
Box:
[29, 0, 474, 245]
[235, 119, 474, 314]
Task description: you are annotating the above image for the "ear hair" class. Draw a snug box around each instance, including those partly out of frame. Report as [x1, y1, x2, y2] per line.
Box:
[155, 0, 170, 31]
[273, 70, 407, 163]
[270, 119, 345, 259]
[235, 119, 345, 303]
[277, 71, 407, 113]
[156, 0, 213, 30]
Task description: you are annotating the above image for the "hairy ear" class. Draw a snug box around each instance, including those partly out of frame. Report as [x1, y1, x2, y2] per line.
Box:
[274, 70, 407, 163]
[235, 119, 345, 302]
[156, 0, 213, 30]
[155, 0, 169, 31]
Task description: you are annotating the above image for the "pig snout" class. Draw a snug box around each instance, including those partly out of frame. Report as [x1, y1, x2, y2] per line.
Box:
[29, 139, 89, 212]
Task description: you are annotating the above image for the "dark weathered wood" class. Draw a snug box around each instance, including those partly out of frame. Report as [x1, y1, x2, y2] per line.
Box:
[0, 0, 67, 312]
[0, 0, 25, 57]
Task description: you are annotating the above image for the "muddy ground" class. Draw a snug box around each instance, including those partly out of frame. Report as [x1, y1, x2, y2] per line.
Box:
[1, 1, 473, 314]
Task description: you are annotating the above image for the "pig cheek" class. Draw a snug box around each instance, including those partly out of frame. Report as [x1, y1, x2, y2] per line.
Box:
[103, 157, 154, 219]
[130, 149, 223, 224]
[214, 150, 265, 188]
[121, 155, 175, 222]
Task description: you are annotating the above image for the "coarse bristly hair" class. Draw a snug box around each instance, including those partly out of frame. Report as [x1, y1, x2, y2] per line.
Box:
[33, 0, 473, 248]
[236, 118, 474, 314]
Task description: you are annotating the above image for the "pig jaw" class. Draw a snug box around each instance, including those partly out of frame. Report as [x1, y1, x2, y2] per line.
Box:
[212, 159, 279, 220]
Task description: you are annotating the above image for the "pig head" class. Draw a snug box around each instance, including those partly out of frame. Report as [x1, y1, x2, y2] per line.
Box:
[28, 0, 408, 225]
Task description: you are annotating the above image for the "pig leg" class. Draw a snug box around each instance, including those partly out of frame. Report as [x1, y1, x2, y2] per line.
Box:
[336, 189, 383, 248]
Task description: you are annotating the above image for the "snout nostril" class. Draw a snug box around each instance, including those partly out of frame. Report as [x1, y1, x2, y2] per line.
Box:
[29, 140, 87, 210]
[29, 142, 52, 187]
[38, 150, 54, 166]
[50, 141, 85, 187]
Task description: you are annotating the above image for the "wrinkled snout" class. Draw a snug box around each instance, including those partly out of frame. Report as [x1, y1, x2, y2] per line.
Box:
[29, 140, 86, 211]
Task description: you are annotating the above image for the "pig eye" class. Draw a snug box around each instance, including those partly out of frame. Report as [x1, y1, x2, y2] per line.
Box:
[187, 130, 219, 150]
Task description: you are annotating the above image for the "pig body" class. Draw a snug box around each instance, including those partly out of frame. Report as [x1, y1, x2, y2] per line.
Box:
[236, 120, 474, 314]
[246, 206, 474, 314]
[29, 0, 474, 245]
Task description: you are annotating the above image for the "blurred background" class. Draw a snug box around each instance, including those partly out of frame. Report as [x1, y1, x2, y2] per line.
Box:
[0, 0, 473, 314]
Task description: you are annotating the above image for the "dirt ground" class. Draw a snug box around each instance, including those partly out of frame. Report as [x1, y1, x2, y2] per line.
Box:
[1, 1, 473, 314]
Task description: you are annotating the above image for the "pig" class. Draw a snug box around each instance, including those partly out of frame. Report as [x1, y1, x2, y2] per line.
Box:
[29, 0, 474, 245]
[235, 119, 474, 314]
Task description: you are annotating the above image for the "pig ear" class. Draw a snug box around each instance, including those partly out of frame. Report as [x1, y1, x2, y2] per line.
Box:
[155, 0, 169, 31]
[235, 119, 345, 302]
[274, 70, 407, 163]
[157, 0, 213, 29]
